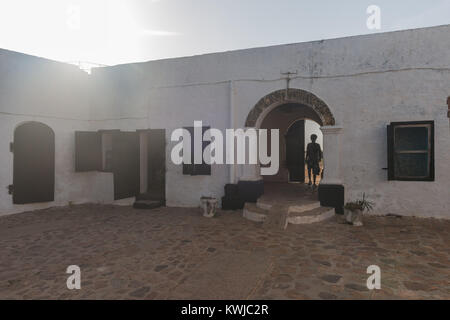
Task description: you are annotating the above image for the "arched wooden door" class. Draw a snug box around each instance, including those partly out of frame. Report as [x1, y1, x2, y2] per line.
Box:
[285, 120, 305, 182]
[12, 122, 55, 204]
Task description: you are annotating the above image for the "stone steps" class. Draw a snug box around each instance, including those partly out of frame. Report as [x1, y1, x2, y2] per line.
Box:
[287, 206, 335, 225]
[136, 192, 164, 201]
[243, 200, 334, 228]
[243, 203, 268, 223]
[288, 201, 321, 214]
[134, 192, 165, 210]
[133, 199, 163, 210]
[256, 199, 320, 212]
[263, 204, 289, 230]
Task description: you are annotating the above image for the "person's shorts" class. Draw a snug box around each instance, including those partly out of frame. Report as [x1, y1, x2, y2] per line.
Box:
[308, 163, 320, 175]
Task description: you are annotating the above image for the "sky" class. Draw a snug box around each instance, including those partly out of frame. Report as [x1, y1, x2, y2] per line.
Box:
[0, 0, 449, 66]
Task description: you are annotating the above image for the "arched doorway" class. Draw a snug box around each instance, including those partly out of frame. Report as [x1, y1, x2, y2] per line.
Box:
[12, 122, 55, 204]
[240, 88, 343, 211]
[259, 102, 324, 184]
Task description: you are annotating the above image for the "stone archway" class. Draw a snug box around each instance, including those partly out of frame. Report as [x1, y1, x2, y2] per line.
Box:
[245, 89, 335, 128]
[239, 88, 344, 212]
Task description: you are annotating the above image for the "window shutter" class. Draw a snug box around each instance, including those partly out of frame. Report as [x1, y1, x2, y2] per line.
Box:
[182, 163, 193, 175]
[75, 131, 102, 172]
[13, 122, 55, 204]
[387, 121, 434, 181]
[387, 124, 394, 180]
[193, 126, 211, 176]
[182, 127, 194, 175]
[193, 139, 212, 175]
[182, 126, 211, 176]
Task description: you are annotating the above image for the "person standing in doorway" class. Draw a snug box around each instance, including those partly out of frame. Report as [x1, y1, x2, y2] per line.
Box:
[305, 134, 322, 188]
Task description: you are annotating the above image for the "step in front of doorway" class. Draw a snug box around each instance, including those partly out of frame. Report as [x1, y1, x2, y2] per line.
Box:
[243, 201, 334, 226]
[256, 199, 320, 212]
[133, 199, 163, 210]
[243, 203, 268, 222]
[287, 206, 335, 225]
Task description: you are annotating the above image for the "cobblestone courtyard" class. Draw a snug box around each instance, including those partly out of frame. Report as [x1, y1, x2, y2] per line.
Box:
[0, 205, 449, 299]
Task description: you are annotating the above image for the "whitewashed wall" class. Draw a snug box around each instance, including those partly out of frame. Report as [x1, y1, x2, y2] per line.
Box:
[0, 49, 114, 216]
[90, 25, 449, 217]
[1, 25, 449, 218]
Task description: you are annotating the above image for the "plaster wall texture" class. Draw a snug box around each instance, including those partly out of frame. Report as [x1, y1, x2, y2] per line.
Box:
[90, 25, 449, 217]
[0, 25, 449, 217]
[0, 50, 115, 215]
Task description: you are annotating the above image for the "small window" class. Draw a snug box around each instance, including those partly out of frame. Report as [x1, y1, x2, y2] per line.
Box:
[75, 131, 102, 172]
[182, 126, 211, 176]
[387, 121, 434, 181]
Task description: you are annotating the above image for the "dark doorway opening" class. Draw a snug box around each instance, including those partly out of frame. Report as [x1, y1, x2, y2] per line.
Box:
[286, 120, 305, 182]
[260, 103, 323, 184]
[134, 129, 166, 208]
[147, 129, 166, 203]
[12, 122, 55, 204]
[112, 132, 140, 200]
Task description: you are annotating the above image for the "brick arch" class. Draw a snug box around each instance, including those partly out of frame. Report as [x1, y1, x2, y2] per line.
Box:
[245, 88, 335, 127]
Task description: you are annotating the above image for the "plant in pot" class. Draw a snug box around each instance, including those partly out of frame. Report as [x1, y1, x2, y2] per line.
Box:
[344, 193, 374, 226]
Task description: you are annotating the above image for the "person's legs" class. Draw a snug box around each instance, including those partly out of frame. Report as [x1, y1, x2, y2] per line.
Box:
[312, 163, 319, 187]
[307, 165, 312, 185]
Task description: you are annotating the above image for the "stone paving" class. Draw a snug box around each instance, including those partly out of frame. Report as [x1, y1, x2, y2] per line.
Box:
[0, 204, 449, 299]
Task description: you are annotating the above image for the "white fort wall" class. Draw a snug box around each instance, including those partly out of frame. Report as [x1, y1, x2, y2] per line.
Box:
[0, 49, 114, 216]
[90, 25, 449, 217]
[0, 25, 449, 217]
[90, 67, 231, 207]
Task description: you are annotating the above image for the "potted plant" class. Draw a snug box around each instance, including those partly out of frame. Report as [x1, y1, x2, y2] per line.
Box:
[344, 193, 374, 226]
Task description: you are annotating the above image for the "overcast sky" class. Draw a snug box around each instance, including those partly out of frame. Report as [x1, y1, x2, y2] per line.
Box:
[0, 0, 449, 66]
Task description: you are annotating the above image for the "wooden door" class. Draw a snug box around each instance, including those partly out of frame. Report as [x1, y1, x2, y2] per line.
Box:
[13, 122, 55, 204]
[147, 129, 166, 200]
[285, 120, 305, 182]
[112, 132, 140, 200]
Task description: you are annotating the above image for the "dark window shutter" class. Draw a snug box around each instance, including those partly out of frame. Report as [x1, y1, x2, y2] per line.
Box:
[182, 127, 194, 175]
[182, 163, 193, 175]
[75, 131, 102, 172]
[182, 126, 211, 176]
[387, 121, 434, 181]
[193, 139, 212, 175]
[430, 123, 435, 181]
[387, 124, 394, 180]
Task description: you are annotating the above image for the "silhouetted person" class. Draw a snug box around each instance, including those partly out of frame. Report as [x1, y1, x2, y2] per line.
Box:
[306, 134, 322, 187]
